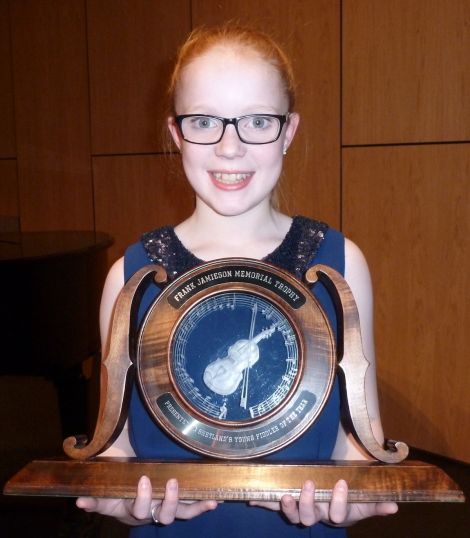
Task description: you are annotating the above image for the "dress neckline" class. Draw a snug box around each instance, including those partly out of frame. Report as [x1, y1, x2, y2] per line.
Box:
[168, 217, 297, 266]
[141, 216, 328, 280]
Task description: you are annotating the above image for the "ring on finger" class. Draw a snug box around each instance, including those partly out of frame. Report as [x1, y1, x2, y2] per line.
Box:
[151, 504, 159, 524]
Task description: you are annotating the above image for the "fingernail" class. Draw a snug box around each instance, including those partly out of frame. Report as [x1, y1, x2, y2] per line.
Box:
[140, 476, 150, 489]
[168, 478, 178, 490]
[281, 495, 294, 507]
[303, 480, 314, 491]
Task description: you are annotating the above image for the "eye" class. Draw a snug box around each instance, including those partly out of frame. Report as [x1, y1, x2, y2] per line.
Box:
[189, 116, 218, 129]
[243, 115, 275, 130]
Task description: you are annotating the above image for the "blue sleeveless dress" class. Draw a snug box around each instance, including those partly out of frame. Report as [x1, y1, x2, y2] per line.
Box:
[124, 216, 347, 538]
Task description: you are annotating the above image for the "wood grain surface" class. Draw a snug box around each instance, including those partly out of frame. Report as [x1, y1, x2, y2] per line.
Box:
[4, 458, 464, 503]
[343, 0, 470, 145]
[343, 144, 470, 463]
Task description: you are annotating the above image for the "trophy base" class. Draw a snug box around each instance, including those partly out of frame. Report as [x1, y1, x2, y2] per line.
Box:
[3, 458, 464, 502]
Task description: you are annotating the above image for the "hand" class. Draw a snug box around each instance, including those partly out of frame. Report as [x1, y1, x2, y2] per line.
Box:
[76, 476, 218, 526]
[250, 479, 398, 527]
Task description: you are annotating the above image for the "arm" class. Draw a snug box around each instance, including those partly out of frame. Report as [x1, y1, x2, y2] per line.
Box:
[76, 257, 217, 525]
[251, 239, 398, 526]
[98, 257, 135, 458]
[331, 238, 384, 460]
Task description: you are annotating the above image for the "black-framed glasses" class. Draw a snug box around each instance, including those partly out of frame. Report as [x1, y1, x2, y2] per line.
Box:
[175, 113, 289, 145]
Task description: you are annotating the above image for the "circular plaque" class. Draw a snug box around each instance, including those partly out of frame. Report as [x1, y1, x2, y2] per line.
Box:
[137, 258, 336, 459]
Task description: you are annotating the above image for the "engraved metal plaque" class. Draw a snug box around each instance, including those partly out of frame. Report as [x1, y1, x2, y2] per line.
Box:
[137, 259, 336, 459]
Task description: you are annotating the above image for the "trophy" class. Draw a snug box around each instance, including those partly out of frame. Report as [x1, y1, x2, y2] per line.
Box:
[4, 260, 464, 503]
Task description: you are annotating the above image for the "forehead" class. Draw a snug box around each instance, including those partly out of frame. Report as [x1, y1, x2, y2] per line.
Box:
[174, 47, 288, 115]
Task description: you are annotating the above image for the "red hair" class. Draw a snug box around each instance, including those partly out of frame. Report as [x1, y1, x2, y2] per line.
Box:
[168, 24, 296, 113]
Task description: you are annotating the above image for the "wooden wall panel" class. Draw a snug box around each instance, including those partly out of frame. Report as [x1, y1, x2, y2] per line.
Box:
[192, 0, 340, 228]
[0, 159, 18, 217]
[343, 0, 470, 145]
[1, 0, 466, 464]
[0, 0, 15, 158]
[343, 144, 470, 462]
[10, 0, 93, 231]
[93, 155, 194, 263]
[87, 0, 191, 155]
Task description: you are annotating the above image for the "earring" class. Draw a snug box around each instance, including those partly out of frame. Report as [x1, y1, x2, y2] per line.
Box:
[283, 146, 288, 155]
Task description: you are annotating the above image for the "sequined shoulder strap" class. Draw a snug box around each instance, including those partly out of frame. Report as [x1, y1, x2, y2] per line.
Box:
[266, 216, 329, 278]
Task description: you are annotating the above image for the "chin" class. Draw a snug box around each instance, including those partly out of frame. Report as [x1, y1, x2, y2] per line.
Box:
[197, 190, 272, 218]
[214, 207, 249, 218]
[212, 201, 263, 218]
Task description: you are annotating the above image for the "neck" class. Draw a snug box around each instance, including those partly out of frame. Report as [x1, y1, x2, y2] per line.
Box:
[175, 202, 291, 261]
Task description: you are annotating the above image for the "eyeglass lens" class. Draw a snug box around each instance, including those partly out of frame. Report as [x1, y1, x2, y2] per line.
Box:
[181, 115, 283, 144]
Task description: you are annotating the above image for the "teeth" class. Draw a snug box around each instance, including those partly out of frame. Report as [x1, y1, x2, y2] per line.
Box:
[213, 172, 250, 184]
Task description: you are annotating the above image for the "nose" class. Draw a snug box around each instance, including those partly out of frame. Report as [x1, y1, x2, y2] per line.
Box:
[215, 124, 246, 158]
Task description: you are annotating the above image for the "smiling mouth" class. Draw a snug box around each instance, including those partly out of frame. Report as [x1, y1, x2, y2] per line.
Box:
[211, 172, 252, 185]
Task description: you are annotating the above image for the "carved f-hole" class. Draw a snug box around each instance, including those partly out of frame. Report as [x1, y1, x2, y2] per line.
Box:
[63, 265, 168, 460]
[305, 264, 409, 464]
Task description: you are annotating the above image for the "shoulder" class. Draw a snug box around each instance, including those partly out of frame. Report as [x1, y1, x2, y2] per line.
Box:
[99, 257, 124, 352]
[101, 257, 124, 313]
[105, 256, 124, 289]
[344, 237, 374, 333]
[345, 238, 370, 276]
[344, 238, 372, 290]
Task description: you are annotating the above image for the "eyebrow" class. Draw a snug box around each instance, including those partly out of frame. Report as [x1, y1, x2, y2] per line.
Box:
[177, 107, 282, 116]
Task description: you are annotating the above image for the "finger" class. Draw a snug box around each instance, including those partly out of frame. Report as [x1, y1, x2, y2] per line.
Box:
[328, 480, 349, 525]
[76, 496, 124, 518]
[298, 480, 317, 526]
[156, 479, 179, 525]
[374, 502, 399, 516]
[131, 476, 153, 521]
[280, 494, 300, 524]
[76, 497, 99, 512]
[176, 499, 218, 519]
[348, 500, 398, 525]
[249, 500, 281, 510]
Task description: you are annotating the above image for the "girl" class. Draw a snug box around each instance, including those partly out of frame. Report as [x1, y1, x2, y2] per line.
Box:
[77, 25, 398, 537]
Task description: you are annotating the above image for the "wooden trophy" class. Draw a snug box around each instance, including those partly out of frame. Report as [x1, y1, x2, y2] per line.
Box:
[4, 260, 464, 503]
